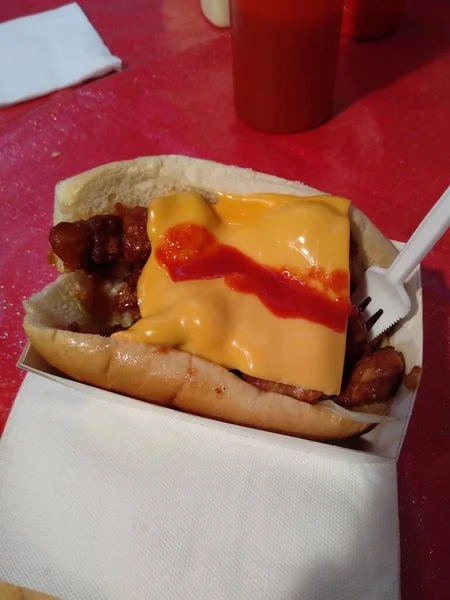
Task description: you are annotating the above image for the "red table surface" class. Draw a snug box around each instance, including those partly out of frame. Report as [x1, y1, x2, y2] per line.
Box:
[0, 0, 449, 597]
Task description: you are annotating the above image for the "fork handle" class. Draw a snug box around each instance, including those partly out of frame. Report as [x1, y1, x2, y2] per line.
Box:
[386, 185, 450, 283]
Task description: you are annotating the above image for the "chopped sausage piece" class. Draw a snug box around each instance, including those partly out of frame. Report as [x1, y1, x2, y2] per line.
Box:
[241, 373, 324, 403]
[49, 204, 150, 272]
[122, 206, 151, 263]
[337, 347, 404, 407]
[404, 365, 422, 391]
[242, 346, 405, 407]
[89, 215, 123, 266]
[49, 220, 92, 271]
[48, 204, 151, 331]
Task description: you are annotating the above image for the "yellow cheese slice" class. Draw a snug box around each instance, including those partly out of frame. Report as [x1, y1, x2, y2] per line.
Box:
[115, 191, 350, 395]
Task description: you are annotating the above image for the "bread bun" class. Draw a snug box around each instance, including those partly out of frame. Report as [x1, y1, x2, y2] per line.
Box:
[23, 156, 399, 441]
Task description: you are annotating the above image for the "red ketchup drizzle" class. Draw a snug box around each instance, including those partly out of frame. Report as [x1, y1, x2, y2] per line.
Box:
[155, 223, 350, 333]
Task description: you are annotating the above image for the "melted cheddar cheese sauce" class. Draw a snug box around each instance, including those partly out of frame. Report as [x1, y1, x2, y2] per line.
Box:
[115, 192, 351, 395]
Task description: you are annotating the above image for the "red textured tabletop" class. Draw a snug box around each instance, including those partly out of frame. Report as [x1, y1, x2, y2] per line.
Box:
[0, 0, 449, 598]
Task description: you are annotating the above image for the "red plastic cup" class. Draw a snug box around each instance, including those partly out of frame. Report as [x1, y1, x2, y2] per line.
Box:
[341, 0, 406, 40]
[229, 0, 344, 134]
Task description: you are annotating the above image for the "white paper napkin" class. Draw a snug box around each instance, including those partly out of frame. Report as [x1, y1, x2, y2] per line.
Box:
[0, 374, 400, 600]
[0, 3, 121, 107]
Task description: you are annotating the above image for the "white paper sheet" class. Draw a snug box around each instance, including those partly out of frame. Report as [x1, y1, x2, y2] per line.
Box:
[0, 3, 121, 107]
[0, 374, 400, 600]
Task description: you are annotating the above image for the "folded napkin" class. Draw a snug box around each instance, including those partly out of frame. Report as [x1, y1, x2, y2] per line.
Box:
[0, 373, 400, 600]
[0, 3, 121, 107]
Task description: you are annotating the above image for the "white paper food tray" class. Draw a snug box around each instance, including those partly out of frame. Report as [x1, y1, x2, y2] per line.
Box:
[17, 252, 422, 461]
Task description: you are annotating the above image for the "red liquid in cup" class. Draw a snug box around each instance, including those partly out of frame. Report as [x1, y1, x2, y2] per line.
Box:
[230, 0, 344, 133]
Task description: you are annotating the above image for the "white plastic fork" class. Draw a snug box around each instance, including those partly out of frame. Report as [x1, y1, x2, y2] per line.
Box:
[352, 185, 450, 341]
